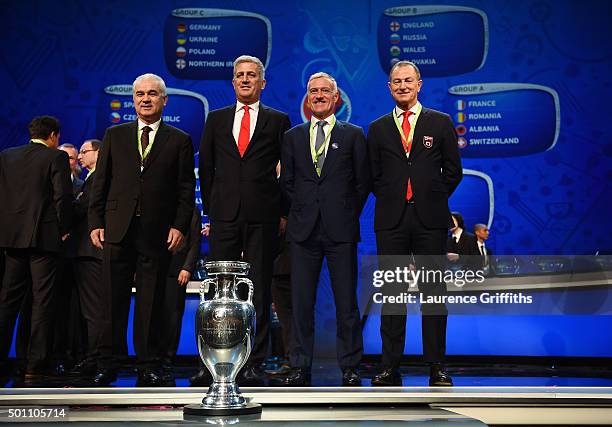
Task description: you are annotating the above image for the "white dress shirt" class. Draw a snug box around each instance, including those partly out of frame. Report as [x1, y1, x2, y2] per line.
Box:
[232, 101, 260, 144]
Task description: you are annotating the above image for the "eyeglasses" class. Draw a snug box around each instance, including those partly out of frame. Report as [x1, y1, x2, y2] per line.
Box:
[79, 149, 97, 155]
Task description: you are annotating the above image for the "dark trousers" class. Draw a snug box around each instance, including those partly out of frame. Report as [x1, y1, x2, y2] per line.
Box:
[0, 248, 58, 372]
[51, 255, 82, 365]
[376, 203, 448, 367]
[159, 276, 187, 362]
[73, 257, 103, 362]
[289, 220, 363, 370]
[271, 274, 292, 357]
[99, 219, 170, 369]
[208, 214, 277, 365]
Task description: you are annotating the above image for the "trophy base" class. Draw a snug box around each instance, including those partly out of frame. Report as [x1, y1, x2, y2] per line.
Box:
[183, 401, 262, 416]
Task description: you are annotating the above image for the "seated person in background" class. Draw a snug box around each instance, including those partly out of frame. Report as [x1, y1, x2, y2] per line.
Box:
[473, 223, 494, 274]
[446, 212, 478, 262]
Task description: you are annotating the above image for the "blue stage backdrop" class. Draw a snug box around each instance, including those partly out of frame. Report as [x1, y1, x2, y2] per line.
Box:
[2, 0, 611, 358]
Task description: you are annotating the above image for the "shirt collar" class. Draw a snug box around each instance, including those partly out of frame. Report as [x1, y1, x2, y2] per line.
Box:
[310, 114, 335, 129]
[236, 100, 260, 113]
[395, 101, 422, 118]
[30, 138, 49, 147]
[138, 118, 161, 132]
[86, 167, 96, 180]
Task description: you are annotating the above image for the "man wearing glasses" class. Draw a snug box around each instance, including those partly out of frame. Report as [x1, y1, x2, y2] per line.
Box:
[63, 139, 104, 377]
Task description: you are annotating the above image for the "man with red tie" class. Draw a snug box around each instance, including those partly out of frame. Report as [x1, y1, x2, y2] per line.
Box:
[367, 61, 462, 387]
[198, 55, 291, 386]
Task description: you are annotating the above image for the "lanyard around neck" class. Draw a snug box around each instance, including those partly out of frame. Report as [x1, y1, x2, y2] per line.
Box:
[137, 126, 155, 161]
[392, 106, 421, 153]
[309, 115, 336, 165]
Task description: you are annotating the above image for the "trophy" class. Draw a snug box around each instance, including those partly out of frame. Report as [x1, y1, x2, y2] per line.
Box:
[184, 261, 262, 416]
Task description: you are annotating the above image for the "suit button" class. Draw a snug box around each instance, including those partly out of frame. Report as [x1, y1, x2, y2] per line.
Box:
[407, 161, 412, 166]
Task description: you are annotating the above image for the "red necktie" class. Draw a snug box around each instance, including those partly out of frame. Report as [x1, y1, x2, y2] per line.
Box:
[237, 105, 250, 157]
[402, 110, 414, 200]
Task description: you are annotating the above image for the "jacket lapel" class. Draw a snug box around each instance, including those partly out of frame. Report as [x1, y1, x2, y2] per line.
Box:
[226, 104, 241, 158]
[126, 122, 141, 171]
[297, 123, 318, 178]
[142, 122, 168, 171]
[319, 121, 345, 179]
[383, 113, 409, 160]
[410, 107, 430, 161]
[243, 103, 269, 158]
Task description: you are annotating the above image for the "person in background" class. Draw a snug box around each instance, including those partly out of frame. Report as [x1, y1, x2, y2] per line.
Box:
[64, 139, 104, 377]
[473, 223, 493, 274]
[158, 207, 201, 376]
[0, 116, 72, 379]
[59, 143, 83, 194]
[446, 212, 478, 261]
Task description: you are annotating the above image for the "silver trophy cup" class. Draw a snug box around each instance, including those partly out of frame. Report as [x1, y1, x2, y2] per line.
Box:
[183, 261, 262, 416]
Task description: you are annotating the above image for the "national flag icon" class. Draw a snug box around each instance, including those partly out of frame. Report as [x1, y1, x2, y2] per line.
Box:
[457, 137, 468, 149]
[177, 34, 187, 45]
[176, 59, 186, 70]
[456, 112, 466, 123]
[390, 21, 400, 32]
[177, 23, 186, 32]
[390, 33, 401, 44]
[456, 100, 466, 110]
[390, 46, 401, 57]
[455, 125, 467, 136]
[110, 112, 121, 124]
[390, 58, 400, 68]
[176, 46, 186, 57]
[110, 100, 121, 110]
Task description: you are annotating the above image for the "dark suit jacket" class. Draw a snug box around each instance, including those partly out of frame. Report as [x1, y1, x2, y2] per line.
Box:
[168, 208, 202, 277]
[446, 230, 478, 255]
[281, 121, 370, 243]
[66, 171, 102, 259]
[199, 103, 291, 223]
[0, 143, 72, 252]
[89, 121, 195, 252]
[367, 107, 462, 231]
[72, 176, 84, 196]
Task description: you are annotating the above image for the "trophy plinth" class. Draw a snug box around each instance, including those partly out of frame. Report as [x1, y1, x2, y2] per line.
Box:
[183, 261, 262, 416]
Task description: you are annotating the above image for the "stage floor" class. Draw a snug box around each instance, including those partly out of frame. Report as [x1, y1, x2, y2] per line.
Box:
[1, 387, 612, 425]
[2, 361, 612, 425]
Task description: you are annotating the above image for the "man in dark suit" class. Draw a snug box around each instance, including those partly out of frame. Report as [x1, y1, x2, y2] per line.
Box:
[473, 223, 493, 274]
[53, 143, 85, 373]
[89, 73, 195, 386]
[367, 61, 462, 387]
[273, 72, 370, 386]
[159, 207, 201, 372]
[198, 55, 291, 386]
[63, 139, 104, 376]
[59, 143, 84, 194]
[0, 116, 73, 378]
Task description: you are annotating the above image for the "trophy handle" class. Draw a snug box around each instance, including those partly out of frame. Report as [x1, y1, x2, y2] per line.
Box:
[235, 278, 254, 304]
[200, 279, 216, 302]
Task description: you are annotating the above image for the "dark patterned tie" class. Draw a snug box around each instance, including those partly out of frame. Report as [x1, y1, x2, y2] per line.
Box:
[315, 120, 327, 174]
[141, 126, 152, 153]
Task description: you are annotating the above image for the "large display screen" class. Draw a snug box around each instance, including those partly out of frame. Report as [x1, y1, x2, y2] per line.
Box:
[2, 0, 611, 358]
